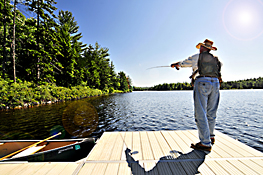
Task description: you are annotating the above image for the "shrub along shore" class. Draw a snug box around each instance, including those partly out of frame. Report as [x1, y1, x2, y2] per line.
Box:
[0, 78, 130, 110]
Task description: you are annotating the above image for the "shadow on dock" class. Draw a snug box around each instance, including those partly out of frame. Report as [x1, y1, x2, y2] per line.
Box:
[125, 148, 208, 175]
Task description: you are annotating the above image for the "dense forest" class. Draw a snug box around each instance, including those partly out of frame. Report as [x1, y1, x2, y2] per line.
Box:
[133, 77, 263, 91]
[0, 0, 131, 92]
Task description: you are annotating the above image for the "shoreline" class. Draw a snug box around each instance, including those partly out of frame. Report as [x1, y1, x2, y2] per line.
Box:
[0, 91, 131, 111]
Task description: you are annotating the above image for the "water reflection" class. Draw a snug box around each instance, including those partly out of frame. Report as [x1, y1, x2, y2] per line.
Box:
[0, 101, 70, 139]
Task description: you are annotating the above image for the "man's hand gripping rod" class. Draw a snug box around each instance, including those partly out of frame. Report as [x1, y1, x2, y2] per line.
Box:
[170, 62, 180, 70]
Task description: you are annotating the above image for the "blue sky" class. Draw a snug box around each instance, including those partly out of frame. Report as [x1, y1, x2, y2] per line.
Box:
[55, 0, 263, 87]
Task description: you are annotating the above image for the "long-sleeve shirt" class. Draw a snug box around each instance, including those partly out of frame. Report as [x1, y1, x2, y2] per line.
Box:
[178, 53, 222, 79]
[178, 53, 199, 72]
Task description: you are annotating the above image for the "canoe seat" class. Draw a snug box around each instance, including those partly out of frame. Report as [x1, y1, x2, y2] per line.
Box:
[12, 145, 46, 158]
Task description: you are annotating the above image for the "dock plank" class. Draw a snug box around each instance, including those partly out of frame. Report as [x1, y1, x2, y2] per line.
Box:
[240, 159, 263, 174]
[140, 131, 154, 160]
[228, 159, 260, 175]
[32, 163, 57, 175]
[160, 131, 181, 157]
[58, 163, 79, 175]
[215, 130, 263, 157]
[132, 131, 142, 161]
[215, 160, 243, 174]
[98, 132, 118, 160]
[154, 131, 171, 156]
[121, 132, 132, 161]
[49, 163, 76, 175]
[169, 131, 192, 153]
[205, 160, 230, 175]
[213, 140, 242, 157]
[20, 163, 46, 175]
[117, 162, 131, 175]
[110, 133, 124, 160]
[198, 162, 215, 175]
[0, 164, 26, 174]
[89, 163, 107, 175]
[86, 132, 112, 161]
[251, 159, 263, 169]
[104, 163, 119, 175]
[147, 131, 165, 159]
[5, 163, 31, 175]
[78, 163, 96, 175]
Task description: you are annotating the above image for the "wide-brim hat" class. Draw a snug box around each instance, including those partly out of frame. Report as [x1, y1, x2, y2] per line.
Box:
[196, 39, 217, 51]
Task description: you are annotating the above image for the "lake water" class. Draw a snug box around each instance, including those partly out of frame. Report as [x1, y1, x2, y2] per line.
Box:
[0, 90, 262, 152]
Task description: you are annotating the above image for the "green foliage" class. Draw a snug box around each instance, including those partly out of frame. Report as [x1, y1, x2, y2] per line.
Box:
[109, 87, 114, 94]
[0, 77, 107, 109]
[50, 86, 68, 101]
[0, 77, 35, 108]
[118, 71, 129, 92]
[34, 84, 57, 102]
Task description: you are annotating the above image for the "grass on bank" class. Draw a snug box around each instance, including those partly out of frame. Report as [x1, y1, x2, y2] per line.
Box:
[0, 77, 129, 109]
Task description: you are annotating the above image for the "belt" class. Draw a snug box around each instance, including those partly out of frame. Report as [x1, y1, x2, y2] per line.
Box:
[196, 75, 218, 79]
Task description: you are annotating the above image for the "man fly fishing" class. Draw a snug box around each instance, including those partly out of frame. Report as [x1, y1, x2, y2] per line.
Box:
[171, 39, 222, 152]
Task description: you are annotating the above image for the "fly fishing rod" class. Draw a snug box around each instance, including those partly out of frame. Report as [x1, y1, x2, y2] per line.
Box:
[146, 66, 170, 70]
[146, 65, 179, 70]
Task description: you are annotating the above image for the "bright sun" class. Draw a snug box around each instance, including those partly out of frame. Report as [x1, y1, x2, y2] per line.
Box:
[238, 11, 252, 25]
[223, 0, 263, 40]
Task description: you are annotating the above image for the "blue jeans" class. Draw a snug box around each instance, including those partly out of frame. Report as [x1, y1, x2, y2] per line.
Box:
[194, 77, 220, 147]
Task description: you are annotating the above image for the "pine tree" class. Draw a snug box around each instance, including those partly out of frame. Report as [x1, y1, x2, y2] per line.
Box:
[0, 0, 13, 79]
[55, 10, 86, 87]
[23, 0, 58, 84]
[109, 61, 120, 90]
[11, 0, 28, 82]
[118, 71, 129, 91]
[83, 44, 101, 88]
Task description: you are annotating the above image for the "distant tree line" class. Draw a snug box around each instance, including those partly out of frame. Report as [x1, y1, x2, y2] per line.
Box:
[220, 77, 263, 90]
[133, 77, 263, 91]
[0, 0, 131, 93]
[133, 82, 192, 91]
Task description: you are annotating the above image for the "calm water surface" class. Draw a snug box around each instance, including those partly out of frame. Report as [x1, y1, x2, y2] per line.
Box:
[0, 90, 262, 152]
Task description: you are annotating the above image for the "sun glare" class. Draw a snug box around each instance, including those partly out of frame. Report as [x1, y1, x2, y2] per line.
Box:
[223, 0, 263, 40]
[238, 11, 252, 25]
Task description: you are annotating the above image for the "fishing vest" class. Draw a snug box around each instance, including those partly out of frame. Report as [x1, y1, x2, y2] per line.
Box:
[198, 52, 221, 78]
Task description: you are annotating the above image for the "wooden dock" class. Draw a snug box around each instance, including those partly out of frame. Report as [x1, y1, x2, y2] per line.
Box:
[1, 130, 263, 174]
